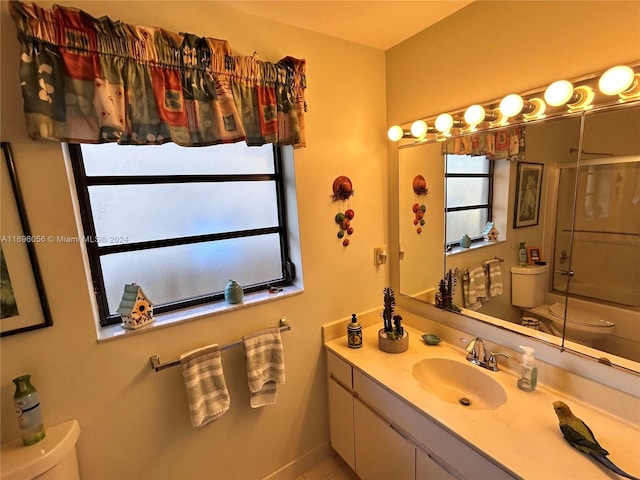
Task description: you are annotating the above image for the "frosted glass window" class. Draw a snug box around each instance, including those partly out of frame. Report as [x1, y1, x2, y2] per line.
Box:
[446, 209, 489, 244]
[446, 178, 490, 209]
[69, 142, 294, 327]
[101, 235, 282, 314]
[89, 182, 278, 245]
[446, 155, 490, 174]
[445, 154, 493, 246]
[82, 142, 274, 175]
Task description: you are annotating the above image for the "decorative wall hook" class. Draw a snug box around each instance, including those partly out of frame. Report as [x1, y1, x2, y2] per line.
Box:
[332, 176, 355, 246]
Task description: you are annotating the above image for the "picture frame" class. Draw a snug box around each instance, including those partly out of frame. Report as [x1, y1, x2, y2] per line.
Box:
[527, 246, 542, 264]
[1, 142, 52, 336]
[513, 162, 544, 228]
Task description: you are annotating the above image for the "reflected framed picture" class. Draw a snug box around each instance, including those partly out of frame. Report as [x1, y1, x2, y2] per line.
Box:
[513, 162, 544, 228]
[1, 142, 52, 336]
[527, 246, 542, 264]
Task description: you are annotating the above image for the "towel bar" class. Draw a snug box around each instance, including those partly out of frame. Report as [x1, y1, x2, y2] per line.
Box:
[149, 318, 291, 372]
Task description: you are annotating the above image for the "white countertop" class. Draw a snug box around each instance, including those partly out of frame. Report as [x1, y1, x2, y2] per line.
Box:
[325, 319, 640, 479]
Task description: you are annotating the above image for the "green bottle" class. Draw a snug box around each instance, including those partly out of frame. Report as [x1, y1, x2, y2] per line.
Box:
[13, 375, 46, 445]
[518, 242, 528, 266]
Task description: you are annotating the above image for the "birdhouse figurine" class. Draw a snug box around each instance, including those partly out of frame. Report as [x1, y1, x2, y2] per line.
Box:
[117, 283, 155, 330]
[486, 225, 500, 241]
[482, 221, 500, 241]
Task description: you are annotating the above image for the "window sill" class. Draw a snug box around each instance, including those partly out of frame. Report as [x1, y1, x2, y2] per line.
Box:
[96, 285, 303, 343]
[446, 239, 506, 257]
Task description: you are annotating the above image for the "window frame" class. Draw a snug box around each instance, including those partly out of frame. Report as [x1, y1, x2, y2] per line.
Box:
[444, 154, 494, 248]
[68, 143, 295, 327]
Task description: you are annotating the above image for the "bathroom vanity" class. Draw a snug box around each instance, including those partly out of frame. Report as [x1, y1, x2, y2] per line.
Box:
[323, 309, 640, 480]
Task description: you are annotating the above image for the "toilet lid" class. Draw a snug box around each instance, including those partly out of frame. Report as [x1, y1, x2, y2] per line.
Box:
[548, 302, 615, 328]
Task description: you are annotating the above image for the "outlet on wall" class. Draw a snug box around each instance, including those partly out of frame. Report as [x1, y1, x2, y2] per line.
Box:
[374, 246, 387, 265]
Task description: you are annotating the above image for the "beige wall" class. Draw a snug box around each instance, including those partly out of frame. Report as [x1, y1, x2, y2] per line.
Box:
[386, 1, 640, 125]
[0, 2, 388, 478]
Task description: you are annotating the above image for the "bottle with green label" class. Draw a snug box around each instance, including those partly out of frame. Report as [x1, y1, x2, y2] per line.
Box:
[13, 375, 46, 445]
[518, 242, 528, 266]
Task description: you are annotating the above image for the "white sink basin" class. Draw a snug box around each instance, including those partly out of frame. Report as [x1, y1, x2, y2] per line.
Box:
[412, 358, 507, 410]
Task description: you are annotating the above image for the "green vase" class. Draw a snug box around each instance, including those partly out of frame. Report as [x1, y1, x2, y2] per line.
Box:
[13, 375, 46, 445]
[224, 280, 244, 304]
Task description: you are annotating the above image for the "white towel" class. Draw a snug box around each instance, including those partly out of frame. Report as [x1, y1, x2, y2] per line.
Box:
[180, 344, 230, 427]
[242, 327, 285, 408]
[485, 259, 503, 297]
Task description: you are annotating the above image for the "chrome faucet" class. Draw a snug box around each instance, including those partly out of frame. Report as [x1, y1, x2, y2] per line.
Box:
[461, 337, 509, 372]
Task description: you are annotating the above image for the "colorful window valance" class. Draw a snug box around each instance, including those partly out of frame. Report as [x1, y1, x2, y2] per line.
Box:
[10, 2, 307, 148]
[442, 127, 525, 161]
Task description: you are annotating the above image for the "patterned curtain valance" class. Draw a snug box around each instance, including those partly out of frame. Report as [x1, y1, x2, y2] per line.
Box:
[10, 1, 307, 147]
[441, 127, 525, 161]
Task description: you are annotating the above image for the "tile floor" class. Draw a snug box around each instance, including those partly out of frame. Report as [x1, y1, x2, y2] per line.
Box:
[295, 452, 359, 480]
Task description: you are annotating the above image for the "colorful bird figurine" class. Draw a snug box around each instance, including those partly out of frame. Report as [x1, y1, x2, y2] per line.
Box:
[552, 401, 639, 480]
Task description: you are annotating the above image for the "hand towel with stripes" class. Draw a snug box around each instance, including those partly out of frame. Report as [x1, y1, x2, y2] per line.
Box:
[242, 327, 286, 408]
[180, 344, 230, 427]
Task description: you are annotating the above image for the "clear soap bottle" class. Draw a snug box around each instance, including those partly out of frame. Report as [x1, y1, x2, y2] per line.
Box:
[517, 346, 538, 392]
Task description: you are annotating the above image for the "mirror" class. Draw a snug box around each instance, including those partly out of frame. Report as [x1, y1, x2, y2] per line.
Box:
[398, 104, 640, 371]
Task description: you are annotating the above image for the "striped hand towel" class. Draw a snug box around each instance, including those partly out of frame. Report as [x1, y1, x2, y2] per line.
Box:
[180, 345, 230, 427]
[486, 259, 503, 297]
[242, 327, 285, 408]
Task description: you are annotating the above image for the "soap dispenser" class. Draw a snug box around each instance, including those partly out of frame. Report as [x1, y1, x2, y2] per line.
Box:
[517, 346, 538, 392]
[347, 313, 362, 349]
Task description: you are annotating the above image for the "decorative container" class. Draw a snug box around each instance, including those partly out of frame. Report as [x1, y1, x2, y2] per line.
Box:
[224, 280, 244, 304]
[459, 234, 472, 248]
[13, 375, 46, 445]
[378, 329, 409, 354]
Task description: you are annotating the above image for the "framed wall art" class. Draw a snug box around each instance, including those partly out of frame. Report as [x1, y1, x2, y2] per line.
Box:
[1, 142, 52, 336]
[513, 162, 544, 228]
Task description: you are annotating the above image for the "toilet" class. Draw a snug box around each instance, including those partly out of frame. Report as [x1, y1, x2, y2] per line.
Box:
[1, 419, 80, 480]
[511, 265, 615, 343]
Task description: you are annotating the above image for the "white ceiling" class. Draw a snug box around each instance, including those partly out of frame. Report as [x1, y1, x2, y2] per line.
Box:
[224, 1, 474, 50]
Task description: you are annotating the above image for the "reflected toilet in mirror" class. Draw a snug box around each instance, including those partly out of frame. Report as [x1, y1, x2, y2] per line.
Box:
[511, 265, 615, 345]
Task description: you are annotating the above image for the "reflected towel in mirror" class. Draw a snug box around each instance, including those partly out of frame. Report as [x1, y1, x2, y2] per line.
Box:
[485, 259, 503, 297]
[463, 265, 486, 310]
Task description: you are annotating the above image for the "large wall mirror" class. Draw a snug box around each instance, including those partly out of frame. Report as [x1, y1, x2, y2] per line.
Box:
[398, 103, 640, 372]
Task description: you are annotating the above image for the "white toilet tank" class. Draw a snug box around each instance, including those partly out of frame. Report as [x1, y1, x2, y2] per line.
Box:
[1, 419, 80, 480]
[511, 264, 549, 308]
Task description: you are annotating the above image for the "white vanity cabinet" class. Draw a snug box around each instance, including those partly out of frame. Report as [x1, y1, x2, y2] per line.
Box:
[354, 398, 415, 480]
[327, 350, 356, 470]
[326, 350, 515, 480]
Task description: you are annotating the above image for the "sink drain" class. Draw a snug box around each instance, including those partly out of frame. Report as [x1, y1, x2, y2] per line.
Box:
[459, 397, 471, 407]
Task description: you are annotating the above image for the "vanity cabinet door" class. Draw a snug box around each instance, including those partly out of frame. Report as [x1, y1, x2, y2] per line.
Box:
[416, 447, 457, 480]
[354, 398, 415, 480]
[327, 376, 355, 470]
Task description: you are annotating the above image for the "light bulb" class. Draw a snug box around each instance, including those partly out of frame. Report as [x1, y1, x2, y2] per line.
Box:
[544, 80, 575, 106]
[599, 65, 635, 95]
[410, 120, 428, 138]
[387, 125, 404, 142]
[499, 94, 524, 117]
[435, 113, 454, 133]
[464, 105, 486, 127]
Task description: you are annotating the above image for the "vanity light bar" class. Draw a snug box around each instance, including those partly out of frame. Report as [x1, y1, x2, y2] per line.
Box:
[388, 63, 640, 144]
